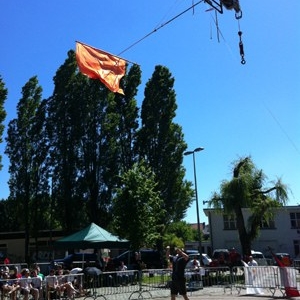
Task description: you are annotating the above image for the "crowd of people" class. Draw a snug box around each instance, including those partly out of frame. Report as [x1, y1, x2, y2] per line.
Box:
[0, 264, 82, 300]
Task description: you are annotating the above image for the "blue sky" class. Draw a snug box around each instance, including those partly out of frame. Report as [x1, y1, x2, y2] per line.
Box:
[1, 1, 299, 225]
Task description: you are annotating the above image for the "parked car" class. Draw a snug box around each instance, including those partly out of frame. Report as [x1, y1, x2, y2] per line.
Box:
[50, 253, 100, 270]
[185, 250, 212, 266]
[210, 248, 242, 268]
[251, 250, 268, 266]
[293, 257, 300, 269]
[107, 249, 163, 271]
[210, 249, 230, 267]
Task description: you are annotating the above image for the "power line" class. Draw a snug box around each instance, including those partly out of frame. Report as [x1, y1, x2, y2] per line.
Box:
[118, 0, 204, 56]
[263, 101, 300, 155]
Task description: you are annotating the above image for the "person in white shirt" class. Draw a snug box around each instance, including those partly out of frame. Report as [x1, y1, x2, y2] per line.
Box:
[19, 269, 39, 300]
[31, 269, 42, 300]
[70, 267, 84, 296]
[117, 261, 129, 285]
[56, 267, 79, 298]
[45, 269, 59, 299]
[186, 258, 200, 270]
[248, 256, 258, 266]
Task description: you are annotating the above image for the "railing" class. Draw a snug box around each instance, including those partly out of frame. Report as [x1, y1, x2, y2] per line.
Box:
[1, 266, 300, 299]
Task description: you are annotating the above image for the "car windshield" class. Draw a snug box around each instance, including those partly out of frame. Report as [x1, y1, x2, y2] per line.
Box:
[252, 254, 264, 259]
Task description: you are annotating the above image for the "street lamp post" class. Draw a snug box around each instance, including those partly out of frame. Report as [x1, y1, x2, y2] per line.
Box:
[184, 147, 204, 260]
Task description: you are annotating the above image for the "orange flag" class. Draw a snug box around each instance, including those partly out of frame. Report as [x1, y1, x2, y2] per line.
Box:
[76, 42, 126, 94]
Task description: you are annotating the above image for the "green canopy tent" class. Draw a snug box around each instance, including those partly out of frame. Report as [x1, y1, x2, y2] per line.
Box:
[54, 222, 129, 249]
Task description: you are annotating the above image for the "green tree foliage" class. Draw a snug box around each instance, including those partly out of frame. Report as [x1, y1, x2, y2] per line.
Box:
[1, 53, 193, 261]
[0, 76, 7, 171]
[114, 64, 141, 173]
[47, 51, 87, 232]
[46, 51, 142, 231]
[112, 162, 164, 249]
[163, 234, 184, 251]
[208, 156, 288, 255]
[164, 221, 196, 247]
[5, 76, 49, 261]
[136, 65, 193, 227]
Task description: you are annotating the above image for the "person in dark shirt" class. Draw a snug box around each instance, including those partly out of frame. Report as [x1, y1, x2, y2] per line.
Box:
[133, 252, 144, 283]
[166, 246, 189, 300]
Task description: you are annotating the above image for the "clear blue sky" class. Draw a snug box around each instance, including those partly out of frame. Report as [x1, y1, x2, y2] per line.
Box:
[1, 1, 299, 225]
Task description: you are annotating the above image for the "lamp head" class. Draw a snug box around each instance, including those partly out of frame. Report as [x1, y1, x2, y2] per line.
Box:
[184, 151, 193, 156]
[184, 147, 204, 156]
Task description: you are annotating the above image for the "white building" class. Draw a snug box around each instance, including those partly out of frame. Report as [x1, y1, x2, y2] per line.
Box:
[204, 205, 300, 258]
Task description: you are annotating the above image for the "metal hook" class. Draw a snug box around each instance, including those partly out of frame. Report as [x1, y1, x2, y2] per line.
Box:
[238, 31, 246, 65]
[235, 10, 242, 19]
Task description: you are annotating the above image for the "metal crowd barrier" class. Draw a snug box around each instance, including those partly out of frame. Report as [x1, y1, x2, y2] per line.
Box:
[82, 268, 204, 300]
[232, 266, 279, 296]
[0, 267, 240, 300]
[2, 266, 300, 299]
[80, 268, 203, 299]
[231, 265, 300, 297]
[83, 269, 171, 300]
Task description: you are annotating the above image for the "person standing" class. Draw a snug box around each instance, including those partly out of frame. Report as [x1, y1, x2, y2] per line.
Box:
[248, 256, 258, 266]
[133, 252, 144, 284]
[166, 246, 189, 300]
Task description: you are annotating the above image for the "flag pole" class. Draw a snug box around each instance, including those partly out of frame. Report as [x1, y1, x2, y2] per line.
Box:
[76, 41, 139, 66]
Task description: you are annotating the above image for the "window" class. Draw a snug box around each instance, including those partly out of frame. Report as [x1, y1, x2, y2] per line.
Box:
[223, 215, 237, 230]
[290, 212, 300, 229]
[260, 218, 275, 229]
[294, 240, 300, 257]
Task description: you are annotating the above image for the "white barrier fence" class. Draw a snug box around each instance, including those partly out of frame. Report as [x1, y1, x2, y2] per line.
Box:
[232, 265, 299, 296]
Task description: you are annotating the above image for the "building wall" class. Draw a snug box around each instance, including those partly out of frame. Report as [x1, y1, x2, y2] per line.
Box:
[205, 205, 300, 257]
[0, 230, 65, 263]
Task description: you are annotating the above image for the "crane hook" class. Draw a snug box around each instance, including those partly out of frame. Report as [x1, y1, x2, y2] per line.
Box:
[238, 31, 246, 64]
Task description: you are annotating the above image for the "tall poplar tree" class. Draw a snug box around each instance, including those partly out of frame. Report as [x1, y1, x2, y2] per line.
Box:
[76, 64, 141, 226]
[114, 64, 141, 173]
[0, 76, 7, 172]
[136, 65, 193, 235]
[0, 76, 7, 230]
[74, 77, 118, 227]
[5, 76, 47, 262]
[47, 51, 141, 230]
[47, 50, 86, 232]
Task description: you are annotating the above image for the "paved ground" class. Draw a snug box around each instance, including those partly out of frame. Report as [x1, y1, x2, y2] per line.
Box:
[151, 287, 289, 300]
[151, 288, 289, 299]
[89, 286, 293, 300]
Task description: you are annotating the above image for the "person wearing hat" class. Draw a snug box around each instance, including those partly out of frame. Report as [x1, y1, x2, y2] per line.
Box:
[166, 246, 190, 300]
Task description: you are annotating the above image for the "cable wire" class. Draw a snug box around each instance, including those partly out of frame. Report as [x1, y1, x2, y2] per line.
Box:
[118, 0, 204, 56]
